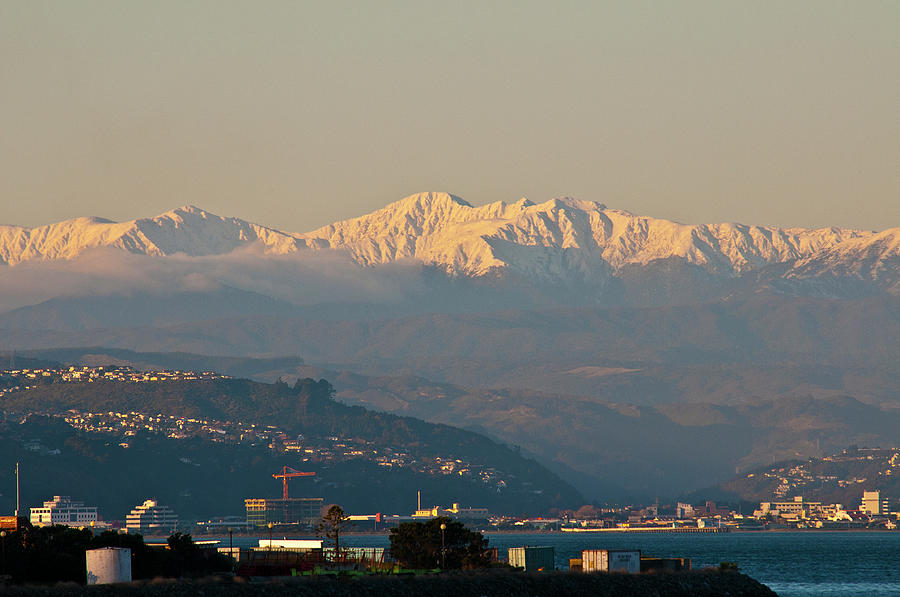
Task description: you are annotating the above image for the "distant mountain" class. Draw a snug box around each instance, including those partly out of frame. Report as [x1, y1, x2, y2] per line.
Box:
[300, 192, 871, 278]
[0, 205, 306, 265]
[777, 228, 900, 295]
[0, 286, 303, 331]
[2, 196, 900, 501]
[1, 193, 896, 300]
[8, 294, 894, 388]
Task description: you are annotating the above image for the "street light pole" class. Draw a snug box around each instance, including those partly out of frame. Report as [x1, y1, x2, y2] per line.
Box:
[228, 527, 235, 571]
[440, 523, 446, 570]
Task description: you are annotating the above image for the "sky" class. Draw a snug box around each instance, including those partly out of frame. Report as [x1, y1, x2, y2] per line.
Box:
[1, 1, 898, 233]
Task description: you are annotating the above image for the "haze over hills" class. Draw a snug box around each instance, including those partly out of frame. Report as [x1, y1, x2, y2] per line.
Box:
[1, 193, 899, 501]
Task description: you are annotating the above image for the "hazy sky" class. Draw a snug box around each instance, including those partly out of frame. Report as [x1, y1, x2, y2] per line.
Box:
[2, 1, 898, 232]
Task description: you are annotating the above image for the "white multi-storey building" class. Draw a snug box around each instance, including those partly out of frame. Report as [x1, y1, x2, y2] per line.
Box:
[125, 499, 178, 535]
[30, 495, 99, 527]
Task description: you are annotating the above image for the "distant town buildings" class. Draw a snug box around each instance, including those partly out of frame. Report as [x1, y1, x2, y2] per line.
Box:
[0, 366, 229, 397]
[30, 496, 98, 527]
[754, 496, 824, 521]
[125, 499, 179, 535]
[413, 502, 489, 520]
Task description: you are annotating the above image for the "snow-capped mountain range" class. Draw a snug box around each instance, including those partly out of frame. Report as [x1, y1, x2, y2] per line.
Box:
[300, 192, 881, 278]
[0, 208, 304, 265]
[1, 192, 897, 292]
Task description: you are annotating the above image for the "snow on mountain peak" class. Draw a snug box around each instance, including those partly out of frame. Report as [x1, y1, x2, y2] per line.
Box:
[0, 205, 306, 265]
[399, 191, 472, 208]
[162, 205, 208, 218]
[0, 194, 890, 289]
[299, 193, 873, 277]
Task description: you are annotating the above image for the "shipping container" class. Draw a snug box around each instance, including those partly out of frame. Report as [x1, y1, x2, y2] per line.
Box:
[508, 546, 555, 571]
[0, 516, 26, 531]
[640, 557, 691, 572]
[581, 549, 641, 573]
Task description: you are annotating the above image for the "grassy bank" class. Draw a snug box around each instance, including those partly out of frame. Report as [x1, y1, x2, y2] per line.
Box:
[0, 570, 777, 597]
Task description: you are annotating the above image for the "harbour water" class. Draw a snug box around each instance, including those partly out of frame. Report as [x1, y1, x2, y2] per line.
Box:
[233, 531, 900, 597]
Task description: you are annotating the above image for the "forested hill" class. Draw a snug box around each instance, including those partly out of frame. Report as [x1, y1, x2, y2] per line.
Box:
[4, 377, 507, 461]
[0, 376, 582, 514]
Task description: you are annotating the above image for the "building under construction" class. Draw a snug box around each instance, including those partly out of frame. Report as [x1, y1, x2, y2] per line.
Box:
[245, 466, 323, 528]
[245, 498, 324, 528]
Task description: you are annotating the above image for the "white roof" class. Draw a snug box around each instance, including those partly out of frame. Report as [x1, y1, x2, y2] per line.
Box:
[257, 539, 322, 549]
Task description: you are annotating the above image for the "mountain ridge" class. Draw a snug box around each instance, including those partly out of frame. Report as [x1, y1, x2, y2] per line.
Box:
[0, 205, 307, 265]
[1, 194, 891, 289]
[299, 192, 876, 277]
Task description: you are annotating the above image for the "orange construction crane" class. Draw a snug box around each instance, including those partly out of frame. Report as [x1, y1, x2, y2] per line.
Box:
[273, 466, 316, 499]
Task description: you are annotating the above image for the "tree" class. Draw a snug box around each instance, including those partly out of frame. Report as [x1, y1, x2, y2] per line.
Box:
[163, 532, 231, 578]
[389, 517, 490, 570]
[1, 527, 230, 583]
[575, 504, 600, 519]
[316, 504, 353, 560]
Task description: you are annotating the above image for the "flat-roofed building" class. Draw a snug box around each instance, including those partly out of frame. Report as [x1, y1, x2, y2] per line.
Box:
[125, 499, 178, 535]
[446, 503, 489, 520]
[755, 496, 823, 520]
[861, 490, 889, 516]
[30, 495, 98, 527]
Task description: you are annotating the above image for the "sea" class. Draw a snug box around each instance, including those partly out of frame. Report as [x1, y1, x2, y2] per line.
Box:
[218, 530, 900, 596]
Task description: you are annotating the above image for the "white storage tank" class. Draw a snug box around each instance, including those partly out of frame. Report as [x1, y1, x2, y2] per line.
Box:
[581, 549, 641, 573]
[85, 547, 132, 585]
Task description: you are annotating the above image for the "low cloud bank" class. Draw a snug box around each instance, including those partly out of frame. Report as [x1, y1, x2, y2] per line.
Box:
[0, 244, 430, 313]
